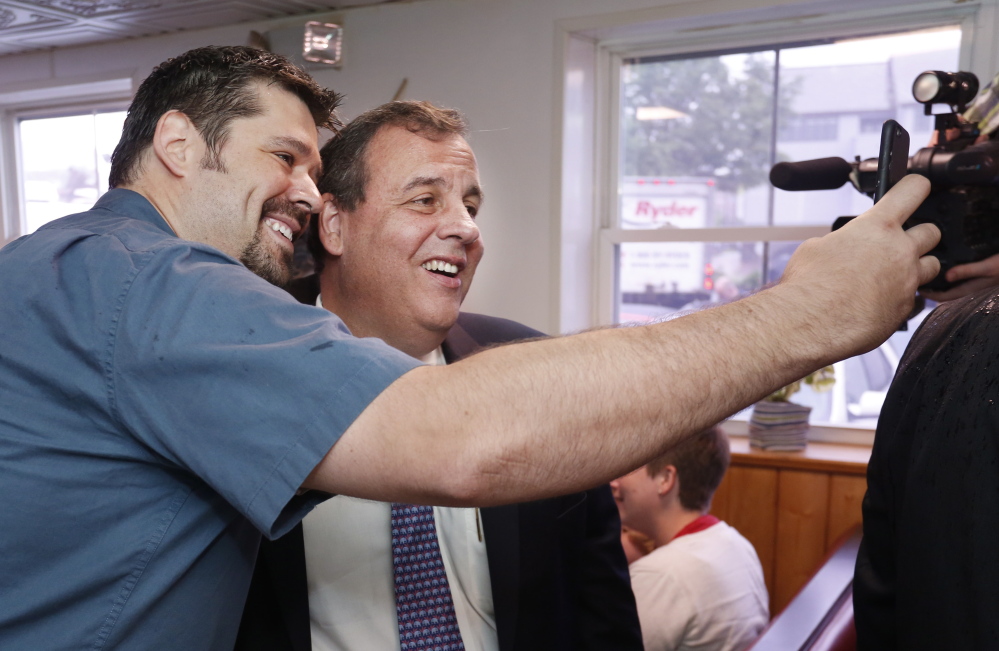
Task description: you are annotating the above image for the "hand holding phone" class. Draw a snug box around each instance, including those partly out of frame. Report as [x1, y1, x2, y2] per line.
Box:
[874, 119, 910, 203]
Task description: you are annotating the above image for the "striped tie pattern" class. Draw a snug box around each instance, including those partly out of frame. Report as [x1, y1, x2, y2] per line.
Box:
[390, 503, 466, 651]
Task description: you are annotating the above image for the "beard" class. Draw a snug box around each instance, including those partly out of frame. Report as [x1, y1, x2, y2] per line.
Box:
[240, 197, 309, 288]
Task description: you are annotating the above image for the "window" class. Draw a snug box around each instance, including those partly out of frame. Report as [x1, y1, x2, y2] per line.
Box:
[606, 26, 961, 428]
[859, 112, 895, 133]
[18, 109, 126, 234]
[779, 115, 839, 141]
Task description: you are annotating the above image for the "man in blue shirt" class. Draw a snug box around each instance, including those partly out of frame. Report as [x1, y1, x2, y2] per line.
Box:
[0, 45, 943, 649]
[0, 46, 420, 650]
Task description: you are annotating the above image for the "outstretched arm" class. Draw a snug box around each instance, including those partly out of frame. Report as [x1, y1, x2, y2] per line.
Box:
[305, 176, 939, 506]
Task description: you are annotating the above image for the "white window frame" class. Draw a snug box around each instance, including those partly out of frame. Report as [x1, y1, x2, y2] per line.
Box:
[0, 76, 133, 245]
[555, 0, 998, 444]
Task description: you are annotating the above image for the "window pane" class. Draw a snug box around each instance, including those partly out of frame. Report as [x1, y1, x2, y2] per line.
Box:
[616, 241, 765, 323]
[619, 27, 962, 231]
[619, 52, 776, 228]
[620, 177, 714, 229]
[19, 110, 126, 234]
[773, 28, 961, 226]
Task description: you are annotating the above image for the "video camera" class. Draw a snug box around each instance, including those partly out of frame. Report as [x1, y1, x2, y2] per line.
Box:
[770, 70, 999, 292]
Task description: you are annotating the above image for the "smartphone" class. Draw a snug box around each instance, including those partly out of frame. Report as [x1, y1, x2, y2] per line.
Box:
[874, 119, 910, 203]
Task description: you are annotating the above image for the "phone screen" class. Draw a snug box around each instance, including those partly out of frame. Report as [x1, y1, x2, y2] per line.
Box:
[874, 119, 910, 203]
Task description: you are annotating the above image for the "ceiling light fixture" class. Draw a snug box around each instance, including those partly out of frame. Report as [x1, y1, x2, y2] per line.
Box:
[303, 21, 342, 66]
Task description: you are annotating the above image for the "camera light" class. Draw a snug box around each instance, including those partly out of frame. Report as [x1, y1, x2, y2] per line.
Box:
[913, 72, 941, 103]
[912, 71, 979, 108]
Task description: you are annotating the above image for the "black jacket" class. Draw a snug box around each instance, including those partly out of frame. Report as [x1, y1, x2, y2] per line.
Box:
[855, 288, 999, 649]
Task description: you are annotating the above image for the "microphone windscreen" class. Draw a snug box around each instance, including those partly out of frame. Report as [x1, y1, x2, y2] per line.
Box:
[770, 157, 853, 191]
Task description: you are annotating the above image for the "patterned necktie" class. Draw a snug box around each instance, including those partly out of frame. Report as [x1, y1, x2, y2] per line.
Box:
[390, 503, 466, 651]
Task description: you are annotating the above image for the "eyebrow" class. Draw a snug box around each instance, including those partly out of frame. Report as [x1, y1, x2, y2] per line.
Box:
[403, 176, 485, 202]
[270, 136, 322, 176]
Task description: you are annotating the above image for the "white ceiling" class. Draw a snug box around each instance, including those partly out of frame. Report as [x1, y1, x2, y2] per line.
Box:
[0, 0, 401, 57]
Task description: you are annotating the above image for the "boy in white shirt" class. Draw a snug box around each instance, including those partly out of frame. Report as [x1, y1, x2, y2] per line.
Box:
[611, 427, 768, 651]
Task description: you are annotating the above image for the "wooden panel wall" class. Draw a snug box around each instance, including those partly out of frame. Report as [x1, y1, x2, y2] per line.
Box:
[709, 439, 870, 616]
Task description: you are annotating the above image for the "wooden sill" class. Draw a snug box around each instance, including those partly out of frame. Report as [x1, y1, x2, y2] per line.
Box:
[720, 421, 872, 476]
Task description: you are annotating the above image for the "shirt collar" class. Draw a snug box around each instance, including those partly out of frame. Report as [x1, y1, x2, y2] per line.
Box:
[93, 188, 175, 236]
[315, 294, 445, 365]
[420, 346, 446, 366]
[673, 514, 720, 541]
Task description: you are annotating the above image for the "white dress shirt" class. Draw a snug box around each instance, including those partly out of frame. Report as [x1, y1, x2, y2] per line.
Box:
[303, 316, 498, 651]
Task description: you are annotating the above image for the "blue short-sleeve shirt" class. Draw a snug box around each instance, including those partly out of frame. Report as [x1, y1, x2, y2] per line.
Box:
[0, 189, 421, 650]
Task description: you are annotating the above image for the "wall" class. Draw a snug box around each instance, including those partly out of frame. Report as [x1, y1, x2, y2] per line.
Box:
[1, 0, 995, 333]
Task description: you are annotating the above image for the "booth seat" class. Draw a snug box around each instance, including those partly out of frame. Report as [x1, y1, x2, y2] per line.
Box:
[747, 525, 861, 651]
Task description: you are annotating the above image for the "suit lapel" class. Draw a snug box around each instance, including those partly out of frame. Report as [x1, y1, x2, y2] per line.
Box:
[440, 319, 478, 362]
[443, 319, 522, 651]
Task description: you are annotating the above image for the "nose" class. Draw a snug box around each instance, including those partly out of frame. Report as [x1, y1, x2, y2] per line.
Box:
[289, 168, 323, 215]
[609, 478, 621, 494]
[439, 203, 480, 245]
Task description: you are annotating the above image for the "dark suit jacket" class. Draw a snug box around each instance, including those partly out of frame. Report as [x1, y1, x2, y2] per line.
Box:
[854, 288, 999, 650]
[235, 278, 642, 651]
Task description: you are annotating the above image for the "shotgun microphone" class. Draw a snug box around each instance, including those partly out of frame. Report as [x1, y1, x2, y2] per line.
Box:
[769, 157, 853, 191]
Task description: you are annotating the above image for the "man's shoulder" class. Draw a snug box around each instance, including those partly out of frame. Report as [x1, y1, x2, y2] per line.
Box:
[908, 286, 999, 355]
[11, 189, 223, 265]
[2, 198, 216, 302]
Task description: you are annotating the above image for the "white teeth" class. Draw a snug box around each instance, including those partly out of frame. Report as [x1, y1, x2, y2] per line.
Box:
[422, 260, 458, 275]
[266, 218, 293, 241]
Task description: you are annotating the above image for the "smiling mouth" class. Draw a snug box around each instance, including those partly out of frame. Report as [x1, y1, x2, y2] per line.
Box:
[422, 259, 459, 277]
[259, 197, 309, 244]
[264, 217, 293, 242]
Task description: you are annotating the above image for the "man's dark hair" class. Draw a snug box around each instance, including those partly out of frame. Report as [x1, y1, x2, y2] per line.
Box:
[307, 100, 468, 271]
[109, 45, 342, 188]
[646, 426, 730, 513]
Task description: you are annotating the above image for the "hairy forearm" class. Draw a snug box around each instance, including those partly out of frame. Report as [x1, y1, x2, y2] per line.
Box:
[309, 283, 839, 505]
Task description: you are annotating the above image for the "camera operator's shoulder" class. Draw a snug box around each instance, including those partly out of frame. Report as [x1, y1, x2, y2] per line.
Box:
[911, 286, 999, 359]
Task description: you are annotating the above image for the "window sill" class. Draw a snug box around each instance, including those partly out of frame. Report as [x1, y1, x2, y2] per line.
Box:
[719, 420, 872, 475]
[723, 416, 875, 447]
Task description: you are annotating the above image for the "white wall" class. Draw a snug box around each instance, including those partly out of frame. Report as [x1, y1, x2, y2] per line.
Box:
[1, 0, 996, 333]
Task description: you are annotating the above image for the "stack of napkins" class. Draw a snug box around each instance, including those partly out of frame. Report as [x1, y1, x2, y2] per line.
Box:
[748, 401, 811, 451]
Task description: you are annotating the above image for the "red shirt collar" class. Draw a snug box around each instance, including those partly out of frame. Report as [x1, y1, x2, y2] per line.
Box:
[672, 514, 720, 541]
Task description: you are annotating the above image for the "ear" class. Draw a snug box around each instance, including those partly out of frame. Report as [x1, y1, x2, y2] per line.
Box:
[151, 110, 200, 178]
[317, 193, 344, 257]
[656, 465, 678, 496]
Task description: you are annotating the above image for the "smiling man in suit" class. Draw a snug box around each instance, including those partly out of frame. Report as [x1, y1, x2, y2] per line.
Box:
[235, 100, 643, 651]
